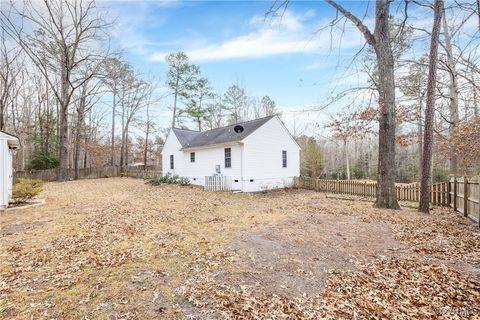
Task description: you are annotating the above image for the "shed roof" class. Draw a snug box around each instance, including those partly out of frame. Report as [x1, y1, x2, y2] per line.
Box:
[0, 131, 20, 149]
[172, 115, 275, 149]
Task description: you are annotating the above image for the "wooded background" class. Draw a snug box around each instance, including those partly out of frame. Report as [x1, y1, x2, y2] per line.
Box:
[1, 0, 479, 190]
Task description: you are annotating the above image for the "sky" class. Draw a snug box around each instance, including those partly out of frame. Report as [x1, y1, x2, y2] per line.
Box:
[106, 0, 378, 135]
[103, 0, 479, 138]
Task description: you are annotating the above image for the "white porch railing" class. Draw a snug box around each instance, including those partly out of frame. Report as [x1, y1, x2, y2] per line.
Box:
[205, 175, 232, 191]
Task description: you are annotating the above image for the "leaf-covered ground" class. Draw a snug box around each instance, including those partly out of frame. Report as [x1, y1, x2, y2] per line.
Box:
[0, 178, 479, 319]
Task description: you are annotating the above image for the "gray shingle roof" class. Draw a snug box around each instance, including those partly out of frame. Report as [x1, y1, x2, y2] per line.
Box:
[172, 115, 275, 149]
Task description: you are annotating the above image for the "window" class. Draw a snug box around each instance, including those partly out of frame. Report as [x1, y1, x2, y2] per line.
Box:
[190, 152, 195, 163]
[225, 148, 231, 168]
[282, 150, 287, 168]
[170, 155, 174, 170]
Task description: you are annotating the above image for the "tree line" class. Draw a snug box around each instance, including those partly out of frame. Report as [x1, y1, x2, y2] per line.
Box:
[0, 0, 280, 182]
[2, 0, 479, 213]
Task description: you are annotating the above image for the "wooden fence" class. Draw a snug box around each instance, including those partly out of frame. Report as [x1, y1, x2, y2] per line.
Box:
[449, 176, 479, 225]
[294, 176, 479, 225]
[13, 167, 162, 182]
[294, 177, 447, 204]
[205, 175, 232, 191]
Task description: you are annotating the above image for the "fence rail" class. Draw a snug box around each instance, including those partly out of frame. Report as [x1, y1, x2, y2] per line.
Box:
[205, 175, 232, 192]
[294, 176, 479, 225]
[13, 167, 162, 182]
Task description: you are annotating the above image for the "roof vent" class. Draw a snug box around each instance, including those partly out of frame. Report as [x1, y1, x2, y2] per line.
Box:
[234, 125, 244, 134]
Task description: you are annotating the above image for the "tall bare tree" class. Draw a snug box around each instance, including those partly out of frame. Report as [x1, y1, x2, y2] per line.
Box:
[73, 72, 104, 180]
[442, 10, 460, 176]
[419, 0, 444, 213]
[103, 57, 131, 166]
[324, 0, 399, 208]
[1, 0, 111, 181]
[0, 29, 22, 131]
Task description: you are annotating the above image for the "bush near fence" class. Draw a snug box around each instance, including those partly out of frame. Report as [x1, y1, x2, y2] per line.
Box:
[294, 176, 479, 226]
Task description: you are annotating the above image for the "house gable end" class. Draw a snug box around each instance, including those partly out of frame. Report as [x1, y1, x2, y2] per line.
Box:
[242, 116, 300, 149]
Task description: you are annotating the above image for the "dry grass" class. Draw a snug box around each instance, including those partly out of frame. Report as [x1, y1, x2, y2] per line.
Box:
[0, 178, 479, 319]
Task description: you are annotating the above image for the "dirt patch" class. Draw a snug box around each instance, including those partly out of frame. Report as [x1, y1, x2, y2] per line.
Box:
[0, 220, 47, 235]
[230, 213, 406, 297]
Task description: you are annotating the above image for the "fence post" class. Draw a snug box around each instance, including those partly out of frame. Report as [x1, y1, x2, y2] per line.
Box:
[453, 177, 457, 211]
[464, 176, 468, 217]
[447, 179, 451, 206]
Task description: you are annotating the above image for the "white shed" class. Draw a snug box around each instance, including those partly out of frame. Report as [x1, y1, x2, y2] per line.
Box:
[161, 115, 300, 192]
[1, 131, 20, 209]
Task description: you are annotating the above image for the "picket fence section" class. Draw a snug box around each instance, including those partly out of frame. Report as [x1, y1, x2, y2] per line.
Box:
[295, 176, 479, 225]
[293, 177, 448, 203]
[205, 175, 232, 191]
[294, 177, 456, 205]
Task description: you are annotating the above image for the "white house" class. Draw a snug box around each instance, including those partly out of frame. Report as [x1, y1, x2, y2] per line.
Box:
[161, 115, 300, 192]
[1, 131, 20, 209]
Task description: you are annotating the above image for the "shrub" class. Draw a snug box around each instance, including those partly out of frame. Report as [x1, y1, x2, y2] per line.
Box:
[12, 179, 44, 203]
[28, 154, 59, 170]
[145, 173, 190, 186]
[433, 167, 449, 183]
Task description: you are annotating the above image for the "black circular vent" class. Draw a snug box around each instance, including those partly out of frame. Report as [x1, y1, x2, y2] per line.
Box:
[234, 125, 244, 133]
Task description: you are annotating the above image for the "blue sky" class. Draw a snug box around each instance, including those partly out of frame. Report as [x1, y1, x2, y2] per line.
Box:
[107, 0, 376, 133]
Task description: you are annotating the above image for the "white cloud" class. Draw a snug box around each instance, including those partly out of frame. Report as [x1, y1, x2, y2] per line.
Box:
[148, 10, 364, 62]
[299, 62, 329, 71]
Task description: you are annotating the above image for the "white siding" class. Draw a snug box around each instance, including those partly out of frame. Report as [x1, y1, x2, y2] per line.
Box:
[0, 140, 13, 209]
[241, 117, 300, 192]
[161, 131, 244, 190]
[161, 117, 300, 192]
[0, 140, 6, 209]
[161, 130, 183, 176]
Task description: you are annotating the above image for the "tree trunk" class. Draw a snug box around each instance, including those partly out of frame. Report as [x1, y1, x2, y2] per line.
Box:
[74, 96, 86, 180]
[474, 87, 479, 119]
[419, 0, 444, 213]
[0, 100, 4, 131]
[344, 139, 350, 180]
[120, 103, 125, 169]
[110, 89, 116, 166]
[172, 76, 179, 128]
[84, 138, 88, 169]
[125, 127, 129, 169]
[442, 11, 459, 176]
[417, 95, 424, 180]
[143, 105, 150, 169]
[58, 55, 69, 182]
[373, 0, 399, 209]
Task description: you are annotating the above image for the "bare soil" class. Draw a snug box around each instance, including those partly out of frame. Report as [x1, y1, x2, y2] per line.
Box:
[0, 178, 478, 319]
[230, 213, 406, 297]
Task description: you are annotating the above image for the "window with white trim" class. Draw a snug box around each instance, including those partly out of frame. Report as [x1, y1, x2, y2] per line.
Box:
[170, 155, 174, 169]
[225, 148, 231, 168]
[282, 150, 287, 168]
[190, 152, 195, 162]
